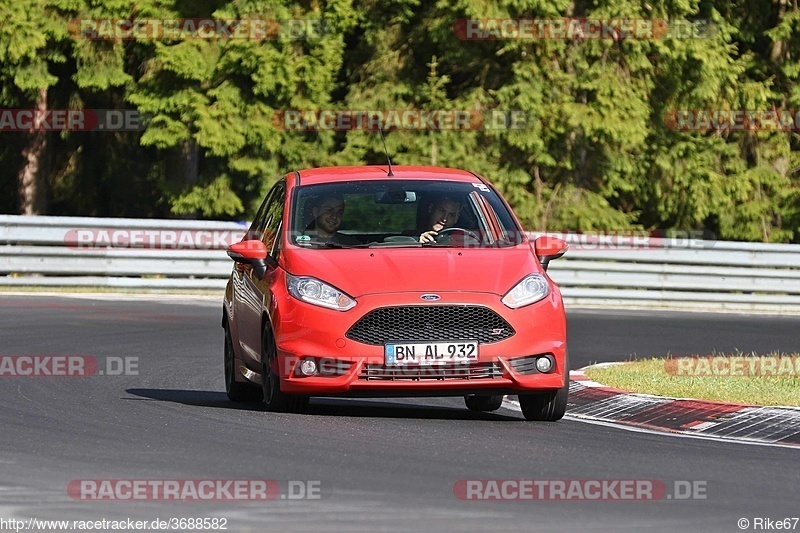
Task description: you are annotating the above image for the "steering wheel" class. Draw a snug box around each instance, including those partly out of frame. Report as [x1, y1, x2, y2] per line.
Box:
[436, 227, 481, 243]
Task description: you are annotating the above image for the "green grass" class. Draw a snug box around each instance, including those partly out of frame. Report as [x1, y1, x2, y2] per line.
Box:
[584, 354, 800, 407]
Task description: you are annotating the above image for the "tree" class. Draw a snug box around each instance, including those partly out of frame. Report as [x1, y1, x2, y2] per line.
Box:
[0, 0, 66, 214]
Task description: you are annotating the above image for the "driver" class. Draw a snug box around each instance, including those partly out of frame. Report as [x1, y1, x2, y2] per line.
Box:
[305, 194, 361, 245]
[419, 197, 462, 243]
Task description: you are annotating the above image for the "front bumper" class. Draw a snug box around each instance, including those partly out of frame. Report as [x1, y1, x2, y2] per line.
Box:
[271, 289, 567, 397]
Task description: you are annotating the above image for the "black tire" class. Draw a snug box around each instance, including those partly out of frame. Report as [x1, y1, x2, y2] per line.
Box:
[224, 324, 262, 402]
[464, 395, 504, 412]
[518, 353, 570, 421]
[261, 327, 309, 414]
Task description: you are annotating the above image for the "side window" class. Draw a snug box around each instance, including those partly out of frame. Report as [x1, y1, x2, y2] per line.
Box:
[260, 182, 286, 255]
[247, 189, 274, 241]
[478, 188, 524, 244]
[469, 191, 498, 244]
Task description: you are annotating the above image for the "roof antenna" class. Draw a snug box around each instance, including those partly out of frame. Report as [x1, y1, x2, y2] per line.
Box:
[377, 125, 394, 177]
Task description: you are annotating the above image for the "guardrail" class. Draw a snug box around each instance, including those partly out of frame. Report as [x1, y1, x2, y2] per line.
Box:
[2, 215, 799, 312]
[543, 236, 800, 312]
[0, 215, 243, 291]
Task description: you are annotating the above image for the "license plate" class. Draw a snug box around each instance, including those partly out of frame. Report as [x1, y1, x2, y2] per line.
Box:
[384, 341, 478, 366]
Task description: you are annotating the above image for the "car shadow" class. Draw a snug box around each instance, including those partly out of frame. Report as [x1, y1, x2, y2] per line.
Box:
[310, 397, 521, 421]
[124, 388, 522, 421]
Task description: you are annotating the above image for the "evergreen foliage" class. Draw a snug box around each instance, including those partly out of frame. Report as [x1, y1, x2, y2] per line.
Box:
[1, 0, 798, 241]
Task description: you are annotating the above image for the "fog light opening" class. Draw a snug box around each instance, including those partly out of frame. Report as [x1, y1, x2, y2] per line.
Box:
[535, 356, 553, 373]
[300, 359, 317, 376]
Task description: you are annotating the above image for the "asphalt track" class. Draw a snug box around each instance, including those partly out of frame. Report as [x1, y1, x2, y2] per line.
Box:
[0, 294, 799, 532]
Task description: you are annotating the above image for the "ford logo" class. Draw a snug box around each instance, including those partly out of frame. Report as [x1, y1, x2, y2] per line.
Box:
[420, 294, 441, 301]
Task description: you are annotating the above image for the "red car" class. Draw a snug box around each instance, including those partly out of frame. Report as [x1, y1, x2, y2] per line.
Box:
[222, 166, 569, 421]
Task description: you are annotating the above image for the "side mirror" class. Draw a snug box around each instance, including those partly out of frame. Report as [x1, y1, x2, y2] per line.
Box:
[227, 240, 276, 279]
[534, 236, 568, 271]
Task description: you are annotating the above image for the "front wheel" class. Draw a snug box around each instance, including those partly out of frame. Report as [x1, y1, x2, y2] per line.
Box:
[261, 327, 309, 414]
[224, 324, 262, 402]
[518, 353, 569, 421]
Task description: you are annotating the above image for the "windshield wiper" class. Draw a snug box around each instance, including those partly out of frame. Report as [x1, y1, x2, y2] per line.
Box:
[367, 242, 423, 248]
[314, 242, 370, 249]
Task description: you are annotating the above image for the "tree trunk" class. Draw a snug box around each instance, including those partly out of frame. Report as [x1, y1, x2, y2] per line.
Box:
[18, 87, 48, 215]
[768, 0, 790, 242]
[169, 138, 200, 218]
[183, 138, 199, 187]
[770, 0, 789, 64]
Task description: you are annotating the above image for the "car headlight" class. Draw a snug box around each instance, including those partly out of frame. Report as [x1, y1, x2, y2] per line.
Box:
[286, 274, 356, 311]
[501, 274, 549, 309]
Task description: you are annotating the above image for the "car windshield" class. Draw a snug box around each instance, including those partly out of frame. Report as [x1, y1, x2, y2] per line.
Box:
[289, 180, 524, 248]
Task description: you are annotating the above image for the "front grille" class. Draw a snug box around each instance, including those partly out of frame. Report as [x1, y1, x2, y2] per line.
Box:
[346, 306, 515, 345]
[317, 360, 353, 376]
[360, 362, 502, 381]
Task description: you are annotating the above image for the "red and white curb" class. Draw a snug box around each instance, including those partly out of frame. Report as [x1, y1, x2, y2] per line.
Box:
[504, 364, 800, 448]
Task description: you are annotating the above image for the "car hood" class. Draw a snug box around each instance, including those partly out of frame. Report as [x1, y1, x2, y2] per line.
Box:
[281, 245, 542, 297]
